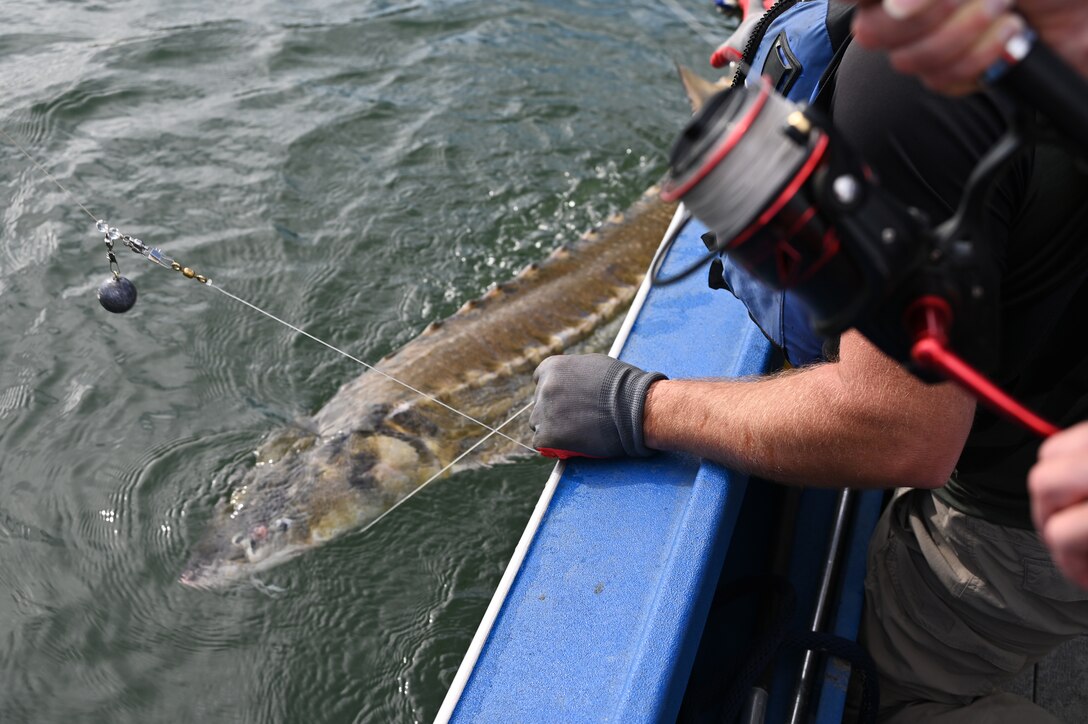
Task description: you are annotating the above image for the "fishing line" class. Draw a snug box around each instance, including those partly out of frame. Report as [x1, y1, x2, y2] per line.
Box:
[357, 400, 535, 537]
[0, 126, 100, 223]
[209, 284, 537, 454]
[0, 126, 538, 455]
[660, 0, 726, 49]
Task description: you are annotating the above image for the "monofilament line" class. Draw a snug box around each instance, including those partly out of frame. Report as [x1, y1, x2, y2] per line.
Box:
[208, 283, 538, 454]
[660, 0, 724, 49]
[2, 124, 538, 454]
[359, 401, 535, 536]
[0, 127, 100, 223]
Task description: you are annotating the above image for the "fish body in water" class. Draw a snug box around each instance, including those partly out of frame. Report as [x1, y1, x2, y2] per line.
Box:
[180, 187, 678, 587]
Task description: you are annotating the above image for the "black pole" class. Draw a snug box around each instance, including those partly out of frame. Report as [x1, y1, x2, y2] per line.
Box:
[993, 32, 1088, 152]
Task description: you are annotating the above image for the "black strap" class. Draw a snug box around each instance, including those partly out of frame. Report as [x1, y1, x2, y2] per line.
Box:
[810, 4, 856, 112]
[825, 1, 855, 54]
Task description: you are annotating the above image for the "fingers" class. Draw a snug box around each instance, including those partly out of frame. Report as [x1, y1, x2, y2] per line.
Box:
[533, 355, 559, 384]
[529, 353, 601, 451]
[853, 0, 1023, 95]
[1029, 453, 1088, 533]
[1038, 421, 1088, 460]
[907, 12, 1025, 94]
[1039, 501, 1088, 589]
[1027, 425, 1088, 590]
[530, 356, 561, 435]
[886, 0, 1013, 75]
[854, 0, 962, 51]
[1028, 423, 1088, 532]
[882, 0, 942, 21]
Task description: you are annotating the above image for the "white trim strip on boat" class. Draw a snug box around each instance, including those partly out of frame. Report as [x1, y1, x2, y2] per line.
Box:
[433, 203, 691, 723]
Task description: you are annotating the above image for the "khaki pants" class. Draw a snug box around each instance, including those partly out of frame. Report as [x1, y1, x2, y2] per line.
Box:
[860, 489, 1088, 723]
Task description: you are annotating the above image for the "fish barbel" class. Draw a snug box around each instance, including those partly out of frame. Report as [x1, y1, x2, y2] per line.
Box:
[180, 186, 677, 587]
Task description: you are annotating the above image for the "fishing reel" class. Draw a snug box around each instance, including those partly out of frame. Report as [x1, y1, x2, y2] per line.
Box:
[658, 25, 1088, 439]
[661, 78, 997, 377]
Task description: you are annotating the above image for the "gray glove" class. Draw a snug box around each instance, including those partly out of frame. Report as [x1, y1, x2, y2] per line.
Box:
[530, 354, 667, 459]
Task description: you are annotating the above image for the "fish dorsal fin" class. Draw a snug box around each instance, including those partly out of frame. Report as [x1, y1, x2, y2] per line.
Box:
[676, 64, 729, 114]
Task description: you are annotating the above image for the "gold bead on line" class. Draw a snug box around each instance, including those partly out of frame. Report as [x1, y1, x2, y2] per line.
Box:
[181, 267, 195, 279]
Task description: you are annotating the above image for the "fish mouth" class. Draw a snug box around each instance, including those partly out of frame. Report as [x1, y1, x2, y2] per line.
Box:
[178, 567, 215, 590]
[179, 508, 309, 589]
[178, 544, 306, 589]
[177, 550, 249, 589]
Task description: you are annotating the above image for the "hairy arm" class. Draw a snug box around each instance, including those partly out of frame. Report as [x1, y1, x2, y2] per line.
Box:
[643, 331, 976, 489]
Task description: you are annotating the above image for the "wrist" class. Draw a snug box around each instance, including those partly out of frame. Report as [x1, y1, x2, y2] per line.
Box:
[642, 378, 671, 452]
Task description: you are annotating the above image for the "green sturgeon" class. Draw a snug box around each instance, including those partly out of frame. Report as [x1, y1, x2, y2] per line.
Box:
[180, 186, 678, 587]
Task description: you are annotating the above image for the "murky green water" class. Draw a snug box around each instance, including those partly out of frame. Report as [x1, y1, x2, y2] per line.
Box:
[0, 1, 730, 720]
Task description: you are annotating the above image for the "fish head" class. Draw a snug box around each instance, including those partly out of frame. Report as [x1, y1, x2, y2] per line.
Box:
[676, 63, 730, 114]
[179, 440, 315, 588]
[179, 503, 307, 588]
[180, 405, 445, 588]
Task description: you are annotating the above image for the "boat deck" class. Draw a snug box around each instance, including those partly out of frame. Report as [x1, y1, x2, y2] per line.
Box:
[440, 210, 1088, 722]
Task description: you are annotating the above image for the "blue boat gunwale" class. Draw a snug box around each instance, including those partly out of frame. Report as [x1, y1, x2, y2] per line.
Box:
[435, 204, 693, 720]
[438, 206, 882, 723]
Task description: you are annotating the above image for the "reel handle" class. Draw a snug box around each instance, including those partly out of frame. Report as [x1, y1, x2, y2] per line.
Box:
[906, 296, 1060, 439]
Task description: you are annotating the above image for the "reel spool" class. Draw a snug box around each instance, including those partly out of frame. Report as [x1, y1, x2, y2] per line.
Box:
[662, 79, 926, 352]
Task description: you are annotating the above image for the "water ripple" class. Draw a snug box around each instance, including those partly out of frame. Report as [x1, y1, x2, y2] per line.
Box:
[0, 0, 727, 719]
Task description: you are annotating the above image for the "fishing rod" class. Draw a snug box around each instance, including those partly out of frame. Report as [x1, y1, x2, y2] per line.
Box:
[0, 126, 538, 458]
[658, 26, 1088, 724]
[786, 487, 853, 724]
[661, 28, 1088, 440]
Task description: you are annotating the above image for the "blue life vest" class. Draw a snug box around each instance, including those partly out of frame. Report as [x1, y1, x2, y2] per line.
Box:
[712, 0, 853, 366]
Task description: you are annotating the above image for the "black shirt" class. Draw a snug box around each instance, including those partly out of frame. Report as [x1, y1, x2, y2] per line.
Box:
[829, 44, 1088, 529]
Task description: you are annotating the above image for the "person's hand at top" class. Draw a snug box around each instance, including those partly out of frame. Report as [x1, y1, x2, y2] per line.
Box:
[852, 0, 1088, 95]
[1029, 422, 1088, 589]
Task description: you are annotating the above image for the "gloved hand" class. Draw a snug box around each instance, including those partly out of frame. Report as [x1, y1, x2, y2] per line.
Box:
[530, 354, 668, 459]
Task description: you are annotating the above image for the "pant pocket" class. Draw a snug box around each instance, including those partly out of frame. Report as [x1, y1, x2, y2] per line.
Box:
[883, 520, 1027, 676]
[1021, 557, 1088, 604]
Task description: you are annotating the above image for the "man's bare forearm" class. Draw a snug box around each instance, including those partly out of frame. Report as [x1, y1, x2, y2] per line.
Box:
[642, 332, 977, 489]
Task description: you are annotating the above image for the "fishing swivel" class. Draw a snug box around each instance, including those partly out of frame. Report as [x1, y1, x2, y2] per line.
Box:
[95, 219, 210, 313]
